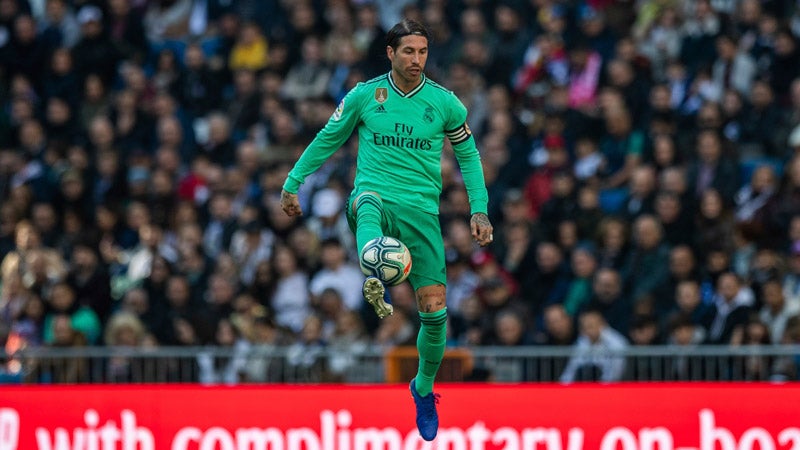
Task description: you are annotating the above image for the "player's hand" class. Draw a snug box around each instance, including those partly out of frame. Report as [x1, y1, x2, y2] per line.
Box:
[280, 189, 302, 217]
[470, 212, 494, 247]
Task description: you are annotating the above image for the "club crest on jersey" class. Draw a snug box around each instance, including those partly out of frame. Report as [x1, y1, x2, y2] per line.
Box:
[423, 107, 434, 123]
[332, 99, 345, 121]
[375, 88, 388, 103]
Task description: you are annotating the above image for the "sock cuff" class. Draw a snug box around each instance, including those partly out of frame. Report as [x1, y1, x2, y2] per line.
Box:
[419, 307, 447, 325]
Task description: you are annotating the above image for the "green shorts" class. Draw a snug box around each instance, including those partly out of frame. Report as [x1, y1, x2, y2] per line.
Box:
[346, 192, 446, 290]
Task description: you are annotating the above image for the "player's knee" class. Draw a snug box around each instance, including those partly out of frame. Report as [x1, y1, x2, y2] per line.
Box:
[416, 285, 446, 313]
[352, 191, 383, 214]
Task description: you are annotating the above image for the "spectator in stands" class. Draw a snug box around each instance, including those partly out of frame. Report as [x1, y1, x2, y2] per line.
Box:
[66, 241, 111, 322]
[106, 0, 147, 62]
[558, 218, 581, 257]
[741, 81, 787, 158]
[305, 187, 355, 258]
[281, 34, 332, 102]
[244, 316, 291, 382]
[654, 191, 695, 247]
[373, 308, 416, 348]
[567, 42, 603, 113]
[104, 311, 151, 381]
[489, 308, 535, 347]
[309, 237, 364, 312]
[595, 216, 630, 271]
[143, 0, 191, 46]
[665, 314, 707, 380]
[629, 315, 663, 346]
[707, 271, 755, 344]
[575, 186, 604, 239]
[746, 247, 783, 297]
[197, 318, 250, 384]
[769, 29, 800, 104]
[520, 242, 569, 317]
[573, 136, 604, 185]
[72, 5, 121, 86]
[229, 219, 273, 286]
[670, 279, 714, 337]
[29, 313, 88, 383]
[687, 130, 741, 203]
[9, 292, 44, 349]
[269, 244, 310, 334]
[712, 33, 757, 99]
[584, 267, 631, 335]
[202, 193, 237, 260]
[162, 274, 212, 344]
[652, 245, 700, 315]
[623, 214, 671, 303]
[477, 274, 529, 338]
[285, 314, 329, 382]
[730, 317, 774, 380]
[695, 188, 736, 257]
[635, 6, 681, 81]
[327, 310, 370, 382]
[562, 243, 598, 316]
[0, 271, 27, 330]
[775, 155, 800, 235]
[118, 287, 164, 341]
[735, 164, 782, 249]
[759, 278, 800, 344]
[560, 308, 628, 382]
[537, 303, 576, 346]
[538, 170, 578, 239]
[599, 105, 645, 188]
[42, 281, 101, 345]
[620, 164, 657, 221]
[442, 251, 478, 320]
[39, 0, 80, 49]
[174, 43, 221, 119]
[42, 47, 80, 109]
[229, 21, 269, 72]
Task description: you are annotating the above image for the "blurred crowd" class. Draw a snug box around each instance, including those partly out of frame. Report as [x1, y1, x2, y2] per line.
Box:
[2, 0, 800, 383]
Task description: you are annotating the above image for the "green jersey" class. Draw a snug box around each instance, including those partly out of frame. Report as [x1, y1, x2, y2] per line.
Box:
[283, 73, 489, 215]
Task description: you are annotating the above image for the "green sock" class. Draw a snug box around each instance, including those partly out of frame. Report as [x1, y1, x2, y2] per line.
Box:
[415, 308, 447, 396]
[354, 193, 385, 253]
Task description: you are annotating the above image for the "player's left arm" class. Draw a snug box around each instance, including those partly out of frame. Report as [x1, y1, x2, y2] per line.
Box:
[444, 93, 493, 247]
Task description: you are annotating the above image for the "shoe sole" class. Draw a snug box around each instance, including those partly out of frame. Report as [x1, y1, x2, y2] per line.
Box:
[363, 278, 393, 319]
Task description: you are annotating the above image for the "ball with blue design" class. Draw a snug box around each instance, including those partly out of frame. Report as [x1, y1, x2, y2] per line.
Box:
[359, 236, 412, 286]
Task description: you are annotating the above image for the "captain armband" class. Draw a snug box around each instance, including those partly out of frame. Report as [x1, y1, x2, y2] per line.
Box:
[445, 122, 472, 145]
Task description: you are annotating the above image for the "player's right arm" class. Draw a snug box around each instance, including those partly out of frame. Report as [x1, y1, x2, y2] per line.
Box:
[282, 85, 365, 195]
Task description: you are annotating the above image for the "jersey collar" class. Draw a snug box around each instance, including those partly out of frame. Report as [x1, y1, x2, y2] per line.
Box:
[387, 72, 426, 98]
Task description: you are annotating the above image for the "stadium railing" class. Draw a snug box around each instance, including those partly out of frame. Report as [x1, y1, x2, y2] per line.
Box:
[2, 345, 798, 384]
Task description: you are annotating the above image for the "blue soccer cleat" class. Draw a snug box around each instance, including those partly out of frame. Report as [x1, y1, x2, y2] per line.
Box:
[410, 377, 440, 441]
[363, 276, 393, 318]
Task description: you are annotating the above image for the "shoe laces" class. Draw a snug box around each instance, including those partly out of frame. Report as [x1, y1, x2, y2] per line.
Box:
[419, 392, 441, 418]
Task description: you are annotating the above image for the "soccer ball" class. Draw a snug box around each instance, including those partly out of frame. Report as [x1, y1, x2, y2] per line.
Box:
[359, 236, 412, 286]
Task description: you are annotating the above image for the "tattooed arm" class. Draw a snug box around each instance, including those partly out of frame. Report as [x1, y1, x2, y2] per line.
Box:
[470, 212, 494, 247]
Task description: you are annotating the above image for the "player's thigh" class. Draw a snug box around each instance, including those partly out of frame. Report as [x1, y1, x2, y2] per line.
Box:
[393, 207, 446, 291]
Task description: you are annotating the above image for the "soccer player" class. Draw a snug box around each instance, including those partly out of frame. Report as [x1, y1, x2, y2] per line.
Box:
[280, 19, 493, 441]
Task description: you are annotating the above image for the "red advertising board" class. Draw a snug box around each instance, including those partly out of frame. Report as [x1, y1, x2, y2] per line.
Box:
[1, 383, 799, 450]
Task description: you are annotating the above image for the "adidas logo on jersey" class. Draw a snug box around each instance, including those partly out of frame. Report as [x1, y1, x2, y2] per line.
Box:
[375, 104, 387, 113]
